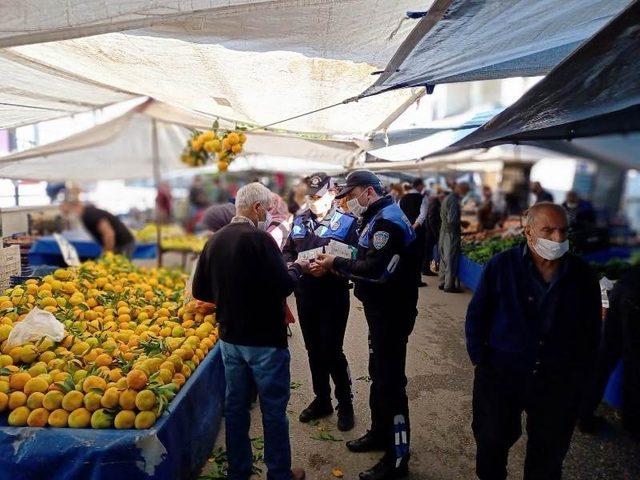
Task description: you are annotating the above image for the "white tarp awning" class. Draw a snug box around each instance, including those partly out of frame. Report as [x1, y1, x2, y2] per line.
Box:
[364, 0, 631, 96]
[0, 100, 360, 181]
[0, 50, 136, 128]
[1, 0, 429, 135]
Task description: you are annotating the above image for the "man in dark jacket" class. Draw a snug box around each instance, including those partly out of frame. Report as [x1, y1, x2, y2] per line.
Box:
[465, 202, 601, 480]
[315, 170, 418, 480]
[399, 178, 428, 287]
[193, 182, 308, 480]
[423, 188, 446, 276]
[579, 264, 640, 438]
[531, 181, 554, 204]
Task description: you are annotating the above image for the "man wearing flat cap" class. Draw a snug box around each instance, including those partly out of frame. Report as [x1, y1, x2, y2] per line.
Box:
[315, 170, 419, 480]
[283, 172, 359, 432]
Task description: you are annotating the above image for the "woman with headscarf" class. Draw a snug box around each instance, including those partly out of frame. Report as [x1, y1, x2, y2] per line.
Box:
[267, 192, 293, 250]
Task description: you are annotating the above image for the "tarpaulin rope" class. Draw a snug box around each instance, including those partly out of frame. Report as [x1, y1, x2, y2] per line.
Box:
[0, 101, 68, 112]
[246, 95, 361, 133]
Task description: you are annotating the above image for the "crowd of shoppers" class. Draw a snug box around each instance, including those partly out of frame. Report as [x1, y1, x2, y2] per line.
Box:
[183, 172, 634, 480]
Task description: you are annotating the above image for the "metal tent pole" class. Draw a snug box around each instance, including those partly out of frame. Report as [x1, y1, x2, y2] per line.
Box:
[151, 119, 162, 268]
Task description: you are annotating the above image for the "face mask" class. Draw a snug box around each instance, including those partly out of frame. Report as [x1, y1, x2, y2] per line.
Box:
[309, 192, 334, 216]
[532, 237, 569, 261]
[346, 189, 369, 217]
[258, 211, 272, 231]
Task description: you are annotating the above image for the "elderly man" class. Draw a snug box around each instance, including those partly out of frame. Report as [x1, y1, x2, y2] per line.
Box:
[465, 202, 601, 480]
[315, 170, 418, 480]
[193, 182, 308, 480]
[438, 182, 470, 293]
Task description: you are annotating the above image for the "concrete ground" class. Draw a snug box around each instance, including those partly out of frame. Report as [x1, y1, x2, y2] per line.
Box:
[200, 274, 639, 479]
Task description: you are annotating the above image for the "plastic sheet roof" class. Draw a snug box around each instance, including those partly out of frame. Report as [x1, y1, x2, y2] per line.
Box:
[449, 0, 640, 150]
[0, 0, 429, 135]
[364, 0, 631, 96]
[0, 100, 361, 181]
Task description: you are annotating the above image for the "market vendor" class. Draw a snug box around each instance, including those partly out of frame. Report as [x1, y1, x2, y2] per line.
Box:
[465, 202, 601, 480]
[282, 172, 358, 432]
[61, 201, 136, 257]
[315, 170, 418, 480]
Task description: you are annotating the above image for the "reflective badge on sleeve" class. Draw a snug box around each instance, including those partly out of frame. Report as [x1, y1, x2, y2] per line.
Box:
[372, 231, 390, 250]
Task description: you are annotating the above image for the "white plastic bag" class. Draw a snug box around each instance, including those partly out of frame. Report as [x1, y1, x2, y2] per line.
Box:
[6, 307, 65, 349]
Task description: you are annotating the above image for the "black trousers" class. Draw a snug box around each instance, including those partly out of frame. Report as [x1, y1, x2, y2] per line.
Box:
[296, 287, 352, 405]
[472, 365, 582, 480]
[414, 226, 426, 283]
[424, 232, 438, 272]
[580, 305, 640, 433]
[364, 302, 416, 462]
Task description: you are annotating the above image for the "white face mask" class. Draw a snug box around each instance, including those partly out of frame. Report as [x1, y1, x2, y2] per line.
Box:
[346, 189, 369, 217]
[258, 211, 272, 231]
[309, 192, 334, 216]
[532, 237, 569, 261]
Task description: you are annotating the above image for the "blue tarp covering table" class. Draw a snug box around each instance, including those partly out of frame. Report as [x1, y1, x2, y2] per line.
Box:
[0, 344, 225, 480]
[458, 255, 483, 291]
[29, 236, 157, 267]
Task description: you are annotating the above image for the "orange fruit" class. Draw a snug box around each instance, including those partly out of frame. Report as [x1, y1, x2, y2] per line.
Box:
[9, 371, 31, 390]
[48, 408, 69, 427]
[27, 407, 50, 427]
[82, 375, 107, 394]
[68, 408, 91, 428]
[134, 411, 157, 429]
[126, 369, 148, 391]
[8, 391, 27, 410]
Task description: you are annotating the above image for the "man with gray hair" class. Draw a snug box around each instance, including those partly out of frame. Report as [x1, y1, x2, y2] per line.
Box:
[465, 202, 601, 480]
[193, 182, 308, 480]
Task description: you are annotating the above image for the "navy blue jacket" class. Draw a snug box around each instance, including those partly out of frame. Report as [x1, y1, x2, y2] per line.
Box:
[465, 245, 601, 374]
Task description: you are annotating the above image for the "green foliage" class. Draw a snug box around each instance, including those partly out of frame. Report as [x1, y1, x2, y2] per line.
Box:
[462, 236, 524, 264]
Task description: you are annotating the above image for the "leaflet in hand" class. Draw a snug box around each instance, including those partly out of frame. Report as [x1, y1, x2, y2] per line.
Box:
[297, 247, 324, 261]
[325, 240, 356, 259]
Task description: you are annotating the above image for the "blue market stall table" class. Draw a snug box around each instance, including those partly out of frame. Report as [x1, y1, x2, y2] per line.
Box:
[0, 344, 225, 480]
[29, 236, 157, 266]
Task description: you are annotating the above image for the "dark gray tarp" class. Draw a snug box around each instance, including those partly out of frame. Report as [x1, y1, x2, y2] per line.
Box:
[363, 0, 630, 96]
[449, 0, 640, 149]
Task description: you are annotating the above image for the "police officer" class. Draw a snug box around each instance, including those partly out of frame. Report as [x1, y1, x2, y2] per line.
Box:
[283, 172, 359, 432]
[316, 170, 419, 480]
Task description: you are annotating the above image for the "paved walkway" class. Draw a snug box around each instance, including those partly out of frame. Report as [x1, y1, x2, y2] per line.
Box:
[202, 275, 639, 479]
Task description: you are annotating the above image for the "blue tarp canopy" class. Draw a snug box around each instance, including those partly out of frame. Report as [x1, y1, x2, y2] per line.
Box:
[363, 0, 631, 96]
[449, 0, 640, 151]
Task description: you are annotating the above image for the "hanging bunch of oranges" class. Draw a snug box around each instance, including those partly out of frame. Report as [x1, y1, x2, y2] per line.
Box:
[0, 254, 217, 429]
[180, 120, 247, 172]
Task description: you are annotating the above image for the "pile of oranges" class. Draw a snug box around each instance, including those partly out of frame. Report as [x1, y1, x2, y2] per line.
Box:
[180, 125, 247, 172]
[0, 254, 217, 429]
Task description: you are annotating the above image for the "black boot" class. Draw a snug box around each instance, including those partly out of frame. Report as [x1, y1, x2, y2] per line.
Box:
[359, 456, 409, 480]
[337, 404, 355, 432]
[299, 398, 333, 423]
[346, 430, 385, 453]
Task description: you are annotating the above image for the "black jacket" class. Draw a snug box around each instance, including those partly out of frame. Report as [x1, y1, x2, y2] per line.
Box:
[193, 221, 302, 349]
[465, 245, 601, 374]
[333, 196, 419, 311]
[282, 208, 358, 301]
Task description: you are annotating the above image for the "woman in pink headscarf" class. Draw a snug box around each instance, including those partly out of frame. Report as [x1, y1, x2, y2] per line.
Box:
[267, 192, 293, 251]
